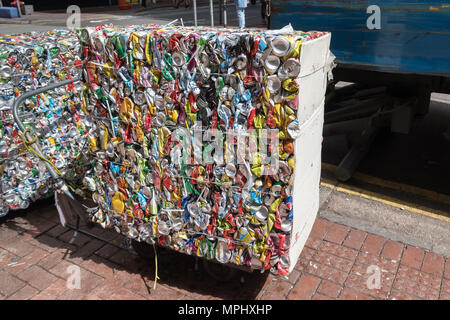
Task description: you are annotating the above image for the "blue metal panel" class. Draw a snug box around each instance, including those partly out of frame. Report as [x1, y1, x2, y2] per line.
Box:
[270, 1, 450, 76]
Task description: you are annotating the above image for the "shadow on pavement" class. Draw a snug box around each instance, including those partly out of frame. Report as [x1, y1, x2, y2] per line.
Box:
[0, 198, 269, 300]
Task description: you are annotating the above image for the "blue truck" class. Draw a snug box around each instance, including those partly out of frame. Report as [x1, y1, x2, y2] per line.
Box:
[269, 0, 450, 180]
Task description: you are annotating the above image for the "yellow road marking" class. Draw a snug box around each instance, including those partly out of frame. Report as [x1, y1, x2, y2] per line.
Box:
[321, 163, 450, 206]
[320, 163, 450, 223]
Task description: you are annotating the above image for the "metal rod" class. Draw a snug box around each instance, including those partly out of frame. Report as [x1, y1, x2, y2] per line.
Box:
[323, 117, 372, 136]
[16, 0, 22, 18]
[12, 78, 80, 180]
[209, 0, 214, 26]
[219, 0, 222, 25]
[223, 0, 227, 26]
[193, 0, 198, 27]
[164, 18, 179, 26]
[335, 126, 379, 182]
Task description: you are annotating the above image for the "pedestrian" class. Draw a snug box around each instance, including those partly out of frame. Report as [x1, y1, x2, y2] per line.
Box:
[236, 0, 249, 29]
[260, 0, 267, 25]
[173, 0, 190, 8]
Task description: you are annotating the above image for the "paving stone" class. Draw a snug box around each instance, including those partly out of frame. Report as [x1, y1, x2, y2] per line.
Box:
[401, 246, 425, 270]
[0, 270, 25, 296]
[288, 274, 321, 300]
[343, 229, 367, 251]
[16, 265, 58, 291]
[6, 285, 39, 300]
[260, 278, 292, 300]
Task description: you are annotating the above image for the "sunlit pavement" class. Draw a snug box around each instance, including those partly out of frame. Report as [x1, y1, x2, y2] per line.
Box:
[0, 195, 448, 300]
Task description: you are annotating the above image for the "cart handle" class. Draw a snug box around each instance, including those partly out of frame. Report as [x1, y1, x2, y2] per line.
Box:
[12, 78, 80, 188]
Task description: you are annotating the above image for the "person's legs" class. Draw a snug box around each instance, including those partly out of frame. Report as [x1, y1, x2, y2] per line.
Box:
[260, 0, 266, 21]
[236, 7, 246, 28]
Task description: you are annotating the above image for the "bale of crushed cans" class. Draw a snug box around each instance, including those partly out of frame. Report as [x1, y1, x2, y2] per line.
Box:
[0, 30, 90, 216]
[78, 25, 332, 276]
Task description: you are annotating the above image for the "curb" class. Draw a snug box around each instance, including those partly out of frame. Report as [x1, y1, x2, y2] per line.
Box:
[0, 18, 33, 25]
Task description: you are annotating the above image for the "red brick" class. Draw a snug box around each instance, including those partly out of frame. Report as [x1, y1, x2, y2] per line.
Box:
[122, 274, 153, 298]
[445, 258, 450, 280]
[80, 256, 118, 279]
[32, 234, 76, 253]
[108, 249, 134, 266]
[0, 237, 38, 257]
[401, 246, 425, 269]
[389, 289, 420, 300]
[310, 219, 333, 239]
[108, 288, 147, 300]
[319, 241, 358, 261]
[49, 260, 78, 279]
[81, 282, 119, 300]
[343, 229, 367, 250]
[0, 270, 25, 296]
[286, 269, 301, 284]
[393, 266, 441, 300]
[45, 225, 69, 238]
[70, 239, 105, 261]
[305, 237, 322, 250]
[6, 285, 39, 300]
[0, 249, 20, 269]
[440, 291, 450, 300]
[294, 247, 316, 272]
[0, 227, 19, 242]
[149, 284, 186, 300]
[317, 280, 342, 298]
[56, 270, 105, 300]
[417, 270, 442, 288]
[173, 277, 227, 300]
[94, 243, 121, 259]
[58, 230, 92, 248]
[338, 288, 375, 300]
[16, 265, 58, 291]
[393, 278, 439, 300]
[288, 274, 321, 300]
[345, 262, 395, 300]
[311, 293, 332, 300]
[260, 278, 293, 300]
[22, 216, 58, 235]
[324, 224, 349, 245]
[38, 207, 61, 223]
[31, 279, 67, 300]
[305, 260, 349, 285]
[395, 264, 441, 290]
[4, 248, 49, 275]
[440, 279, 450, 300]
[357, 251, 399, 274]
[56, 288, 86, 300]
[381, 240, 404, 261]
[313, 250, 353, 273]
[38, 248, 72, 270]
[101, 269, 138, 290]
[421, 252, 444, 277]
[361, 234, 386, 256]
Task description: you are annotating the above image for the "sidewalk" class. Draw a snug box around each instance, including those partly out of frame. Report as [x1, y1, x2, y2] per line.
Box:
[0, 2, 267, 34]
[0, 199, 448, 300]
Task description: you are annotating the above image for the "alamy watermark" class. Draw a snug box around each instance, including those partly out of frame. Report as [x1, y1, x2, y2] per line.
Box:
[67, 5, 81, 31]
[367, 5, 381, 30]
[66, 264, 81, 290]
[169, 124, 280, 174]
[366, 265, 381, 290]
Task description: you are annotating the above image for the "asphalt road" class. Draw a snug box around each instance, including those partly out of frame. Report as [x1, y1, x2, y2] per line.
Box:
[323, 92, 450, 195]
[0, 4, 267, 34]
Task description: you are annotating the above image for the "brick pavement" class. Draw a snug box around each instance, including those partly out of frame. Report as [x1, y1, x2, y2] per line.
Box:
[0, 202, 449, 300]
